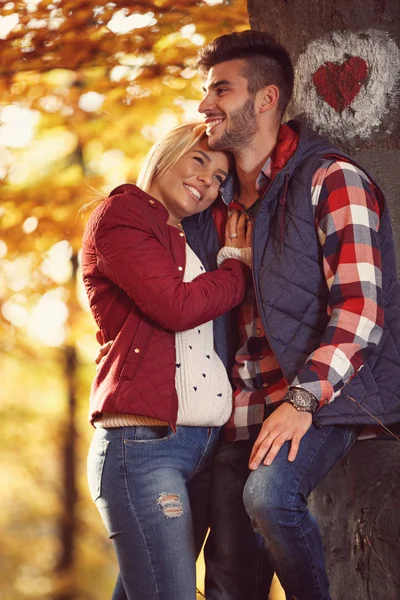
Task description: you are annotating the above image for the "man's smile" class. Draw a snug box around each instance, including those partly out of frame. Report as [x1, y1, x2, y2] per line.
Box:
[205, 116, 225, 134]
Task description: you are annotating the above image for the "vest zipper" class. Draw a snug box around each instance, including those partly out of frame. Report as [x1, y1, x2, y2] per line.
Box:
[251, 211, 290, 386]
[279, 174, 289, 254]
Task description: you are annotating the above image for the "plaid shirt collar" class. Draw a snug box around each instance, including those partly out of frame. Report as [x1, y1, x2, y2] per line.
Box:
[220, 157, 272, 206]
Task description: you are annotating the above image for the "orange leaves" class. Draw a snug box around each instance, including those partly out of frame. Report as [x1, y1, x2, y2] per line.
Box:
[0, 0, 248, 308]
[0, 0, 248, 73]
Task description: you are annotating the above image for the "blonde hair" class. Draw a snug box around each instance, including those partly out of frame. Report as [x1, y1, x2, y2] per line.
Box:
[79, 122, 209, 216]
[137, 122, 208, 192]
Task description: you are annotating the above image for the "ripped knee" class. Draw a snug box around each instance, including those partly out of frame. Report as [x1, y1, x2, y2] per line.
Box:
[156, 492, 183, 518]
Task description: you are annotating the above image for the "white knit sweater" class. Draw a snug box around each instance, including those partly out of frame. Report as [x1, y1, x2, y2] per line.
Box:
[94, 243, 251, 429]
[176, 243, 232, 426]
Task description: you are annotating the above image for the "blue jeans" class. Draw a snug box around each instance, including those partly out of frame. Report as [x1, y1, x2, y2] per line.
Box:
[87, 425, 220, 600]
[242, 423, 356, 600]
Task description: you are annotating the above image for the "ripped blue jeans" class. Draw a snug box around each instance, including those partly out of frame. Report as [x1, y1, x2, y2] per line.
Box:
[87, 425, 219, 600]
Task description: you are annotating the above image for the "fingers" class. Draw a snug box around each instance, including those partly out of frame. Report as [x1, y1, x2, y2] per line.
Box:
[249, 432, 286, 470]
[224, 213, 233, 246]
[248, 404, 313, 469]
[262, 434, 287, 466]
[288, 434, 301, 462]
[95, 340, 113, 365]
[226, 212, 252, 248]
[234, 214, 247, 248]
[245, 219, 253, 247]
[248, 421, 272, 467]
[225, 211, 240, 246]
[249, 433, 272, 470]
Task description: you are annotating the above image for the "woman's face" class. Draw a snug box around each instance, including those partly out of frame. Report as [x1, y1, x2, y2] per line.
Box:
[149, 137, 229, 225]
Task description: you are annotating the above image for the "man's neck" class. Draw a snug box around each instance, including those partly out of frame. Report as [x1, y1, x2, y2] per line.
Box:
[234, 125, 280, 209]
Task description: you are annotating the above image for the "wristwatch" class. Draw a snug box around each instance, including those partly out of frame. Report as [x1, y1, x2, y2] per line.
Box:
[284, 388, 319, 413]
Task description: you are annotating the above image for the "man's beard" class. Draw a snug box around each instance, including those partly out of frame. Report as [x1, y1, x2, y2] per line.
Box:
[208, 98, 258, 153]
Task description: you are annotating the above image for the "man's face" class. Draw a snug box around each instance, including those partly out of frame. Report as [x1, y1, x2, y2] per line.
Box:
[198, 59, 258, 153]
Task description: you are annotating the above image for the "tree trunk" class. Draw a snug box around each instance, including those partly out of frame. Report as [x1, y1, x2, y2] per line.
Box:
[52, 254, 79, 600]
[248, 1, 400, 597]
[308, 440, 400, 599]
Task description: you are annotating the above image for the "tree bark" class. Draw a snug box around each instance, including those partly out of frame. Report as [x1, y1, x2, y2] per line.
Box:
[248, 1, 400, 598]
[52, 254, 79, 600]
[248, 0, 400, 266]
[308, 440, 400, 599]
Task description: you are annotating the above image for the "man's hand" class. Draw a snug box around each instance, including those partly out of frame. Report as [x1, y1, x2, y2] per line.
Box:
[95, 339, 113, 368]
[249, 403, 312, 469]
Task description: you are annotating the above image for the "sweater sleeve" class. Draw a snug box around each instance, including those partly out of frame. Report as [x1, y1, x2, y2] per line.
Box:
[217, 246, 252, 268]
[93, 195, 251, 332]
[291, 160, 384, 406]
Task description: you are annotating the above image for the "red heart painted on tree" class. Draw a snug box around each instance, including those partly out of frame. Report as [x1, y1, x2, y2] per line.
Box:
[312, 57, 368, 112]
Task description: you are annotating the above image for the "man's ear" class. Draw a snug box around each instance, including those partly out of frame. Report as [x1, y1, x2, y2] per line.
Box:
[258, 85, 280, 113]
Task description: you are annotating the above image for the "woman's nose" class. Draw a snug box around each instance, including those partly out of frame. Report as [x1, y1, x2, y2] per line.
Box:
[198, 170, 212, 187]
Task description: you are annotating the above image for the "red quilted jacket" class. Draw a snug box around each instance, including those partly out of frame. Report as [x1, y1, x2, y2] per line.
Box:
[81, 184, 251, 427]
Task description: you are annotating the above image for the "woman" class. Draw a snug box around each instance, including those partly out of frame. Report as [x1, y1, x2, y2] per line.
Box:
[82, 122, 252, 600]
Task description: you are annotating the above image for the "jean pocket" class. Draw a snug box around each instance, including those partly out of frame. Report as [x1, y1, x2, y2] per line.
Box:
[124, 425, 175, 444]
[87, 437, 110, 502]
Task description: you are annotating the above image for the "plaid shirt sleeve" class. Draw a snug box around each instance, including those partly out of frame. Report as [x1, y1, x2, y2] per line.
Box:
[291, 160, 384, 405]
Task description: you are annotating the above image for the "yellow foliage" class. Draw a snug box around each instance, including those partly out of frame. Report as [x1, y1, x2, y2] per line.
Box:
[0, 3, 250, 598]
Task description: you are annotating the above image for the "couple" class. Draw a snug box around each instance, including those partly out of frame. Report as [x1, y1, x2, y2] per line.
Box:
[82, 30, 400, 600]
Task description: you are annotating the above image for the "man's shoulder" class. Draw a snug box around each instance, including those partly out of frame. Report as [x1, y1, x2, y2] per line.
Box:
[317, 157, 373, 187]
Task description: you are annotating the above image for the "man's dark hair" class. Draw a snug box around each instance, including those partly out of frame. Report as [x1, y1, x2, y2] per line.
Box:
[196, 30, 294, 116]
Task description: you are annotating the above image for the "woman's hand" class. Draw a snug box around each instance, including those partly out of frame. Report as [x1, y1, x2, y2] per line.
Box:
[225, 211, 252, 248]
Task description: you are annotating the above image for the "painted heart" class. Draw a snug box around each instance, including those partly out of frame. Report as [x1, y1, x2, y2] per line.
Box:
[312, 56, 368, 112]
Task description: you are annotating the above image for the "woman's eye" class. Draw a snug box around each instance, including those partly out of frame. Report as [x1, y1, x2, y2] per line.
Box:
[193, 156, 204, 165]
[214, 174, 224, 185]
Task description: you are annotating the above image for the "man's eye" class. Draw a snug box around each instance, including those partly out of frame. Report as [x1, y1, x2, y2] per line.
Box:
[214, 174, 224, 185]
[216, 88, 227, 96]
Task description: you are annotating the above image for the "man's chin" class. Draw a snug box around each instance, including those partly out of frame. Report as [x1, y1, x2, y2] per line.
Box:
[206, 133, 227, 151]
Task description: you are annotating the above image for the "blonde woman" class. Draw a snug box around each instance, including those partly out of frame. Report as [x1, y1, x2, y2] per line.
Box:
[82, 123, 251, 600]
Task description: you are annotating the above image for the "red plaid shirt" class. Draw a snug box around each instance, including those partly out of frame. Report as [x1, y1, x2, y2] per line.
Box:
[221, 127, 384, 442]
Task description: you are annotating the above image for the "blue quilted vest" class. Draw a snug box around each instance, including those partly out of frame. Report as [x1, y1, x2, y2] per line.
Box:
[184, 120, 400, 427]
[252, 121, 400, 427]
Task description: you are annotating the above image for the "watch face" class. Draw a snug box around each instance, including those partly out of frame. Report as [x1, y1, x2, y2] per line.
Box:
[294, 390, 313, 408]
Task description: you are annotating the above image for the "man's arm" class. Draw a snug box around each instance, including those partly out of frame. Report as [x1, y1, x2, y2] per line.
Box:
[249, 160, 384, 469]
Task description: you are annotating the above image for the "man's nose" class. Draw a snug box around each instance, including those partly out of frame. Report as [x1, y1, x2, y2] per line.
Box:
[198, 93, 213, 114]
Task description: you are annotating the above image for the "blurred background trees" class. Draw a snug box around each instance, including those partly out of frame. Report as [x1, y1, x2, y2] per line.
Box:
[3, 1, 399, 599]
[0, 2, 248, 599]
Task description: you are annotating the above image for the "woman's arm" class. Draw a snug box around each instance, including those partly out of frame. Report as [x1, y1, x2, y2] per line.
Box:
[93, 194, 251, 332]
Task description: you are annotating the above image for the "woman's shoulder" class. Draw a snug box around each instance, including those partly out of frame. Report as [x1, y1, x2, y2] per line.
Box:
[105, 183, 157, 213]
[91, 183, 168, 227]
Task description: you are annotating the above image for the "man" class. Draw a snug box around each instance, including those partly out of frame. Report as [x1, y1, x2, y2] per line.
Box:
[96, 29, 400, 600]
[193, 30, 400, 600]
